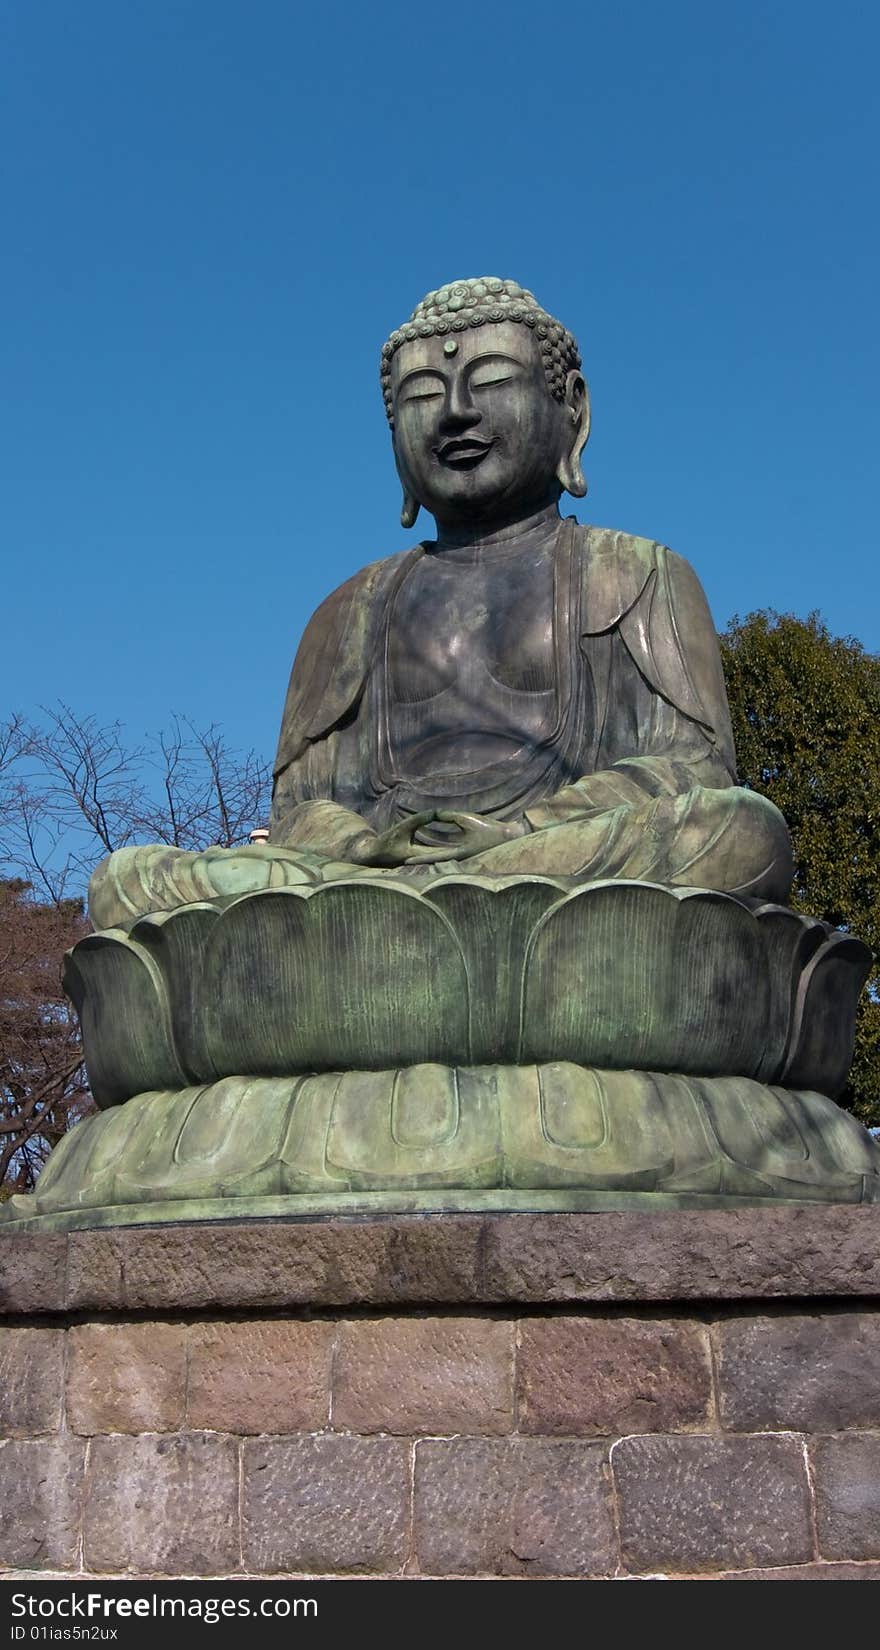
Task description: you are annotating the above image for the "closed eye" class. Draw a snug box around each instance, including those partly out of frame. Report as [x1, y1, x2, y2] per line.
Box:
[470, 370, 515, 390]
[399, 373, 445, 404]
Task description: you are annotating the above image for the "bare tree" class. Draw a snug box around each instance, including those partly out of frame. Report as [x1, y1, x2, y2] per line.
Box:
[1, 705, 271, 896]
[0, 706, 271, 1193]
[0, 707, 143, 904]
[136, 715, 272, 851]
[0, 877, 90, 1192]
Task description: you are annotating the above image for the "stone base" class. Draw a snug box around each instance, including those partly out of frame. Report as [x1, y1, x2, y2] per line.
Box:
[7, 1186, 878, 1236]
[3, 1065, 879, 1230]
[1, 1208, 879, 1579]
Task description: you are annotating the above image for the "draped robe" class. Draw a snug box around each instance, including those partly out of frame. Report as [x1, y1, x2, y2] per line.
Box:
[88, 521, 793, 929]
[269, 520, 791, 891]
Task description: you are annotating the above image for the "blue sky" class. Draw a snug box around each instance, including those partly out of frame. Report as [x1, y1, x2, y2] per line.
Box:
[3, 1, 878, 769]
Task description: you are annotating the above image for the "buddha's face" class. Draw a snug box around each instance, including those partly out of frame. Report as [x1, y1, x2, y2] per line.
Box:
[390, 322, 586, 531]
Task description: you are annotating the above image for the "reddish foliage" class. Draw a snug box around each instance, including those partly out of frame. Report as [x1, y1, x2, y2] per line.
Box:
[0, 880, 94, 1193]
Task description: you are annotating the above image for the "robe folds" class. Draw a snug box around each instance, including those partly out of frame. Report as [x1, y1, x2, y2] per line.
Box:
[273, 520, 738, 797]
[87, 521, 793, 930]
[267, 519, 791, 897]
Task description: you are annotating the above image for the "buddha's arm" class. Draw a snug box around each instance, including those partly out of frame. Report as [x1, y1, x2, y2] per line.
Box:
[525, 547, 737, 832]
[397, 717, 734, 866]
[272, 791, 465, 869]
[271, 794, 378, 858]
[523, 731, 732, 832]
[269, 709, 381, 860]
[271, 763, 436, 867]
[269, 689, 734, 864]
[271, 708, 456, 866]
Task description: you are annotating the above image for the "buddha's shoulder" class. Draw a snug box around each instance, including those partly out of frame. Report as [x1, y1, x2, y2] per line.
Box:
[303, 547, 413, 633]
[279, 549, 416, 758]
[578, 521, 690, 570]
[574, 522, 709, 633]
[332, 544, 416, 595]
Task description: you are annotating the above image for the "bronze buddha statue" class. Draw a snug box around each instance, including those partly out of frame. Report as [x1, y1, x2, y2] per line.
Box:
[89, 277, 792, 928]
[8, 275, 876, 1230]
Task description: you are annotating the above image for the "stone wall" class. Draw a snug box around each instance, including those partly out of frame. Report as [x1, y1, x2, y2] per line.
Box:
[1, 1209, 879, 1580]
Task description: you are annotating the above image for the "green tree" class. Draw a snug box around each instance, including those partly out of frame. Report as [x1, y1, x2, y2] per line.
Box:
[720, 610, 880, 1126]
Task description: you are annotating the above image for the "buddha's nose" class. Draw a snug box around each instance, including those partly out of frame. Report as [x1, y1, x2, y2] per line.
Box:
[439, 377, 481, 431]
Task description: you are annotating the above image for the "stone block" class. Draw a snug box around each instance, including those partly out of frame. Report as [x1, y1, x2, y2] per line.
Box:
[373, 1216, 486, 1302]
[718, 1312, 880, 1430]
[19, 1207, 878, 1315]
[482, 1207, 880, 1303]
[242, 1435, 409, 1574]
[64, 1231, 128, 1311]
[0, 1326, 65, 1437]
[187, 1318, 333, 1433]
[0, 1437, 85, 1571]
[413, 1437, 616, 1576]
[65, 1218, 484, 1311]
[517, 1315, 711, 1434]
[67, 1322, 187, 1434]
[334, 1315, 514, 1435]
[613, 1433, 813, 1573]
[812, 1433, 880, 1560]
[0, 1234, 67, 1313]
[83, 1433, 239, 1574]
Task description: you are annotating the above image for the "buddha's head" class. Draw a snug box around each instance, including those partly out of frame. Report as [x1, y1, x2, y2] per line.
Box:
[381, 278, 590, 531]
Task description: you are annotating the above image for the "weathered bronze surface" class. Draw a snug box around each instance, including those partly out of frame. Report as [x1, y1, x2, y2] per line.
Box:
[88, 281, 793, 924]
[6, 276, 878, 1226]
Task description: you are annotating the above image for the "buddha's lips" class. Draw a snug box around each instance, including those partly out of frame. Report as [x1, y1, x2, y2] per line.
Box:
[435, 437, 495, 468]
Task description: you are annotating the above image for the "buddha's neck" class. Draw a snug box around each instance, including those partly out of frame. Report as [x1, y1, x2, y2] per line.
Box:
[431, 504, 563, 563]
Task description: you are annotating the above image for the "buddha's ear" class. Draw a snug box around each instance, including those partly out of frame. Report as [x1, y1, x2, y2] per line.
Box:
[391, 428, 421, 528]
[400, 488, 420, 529]
[556, 371, 591, 499]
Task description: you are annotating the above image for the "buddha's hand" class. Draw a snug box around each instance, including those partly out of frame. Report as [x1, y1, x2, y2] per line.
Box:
[431, 811, 530, 859]
[348, 813, 443, 866]
[350, 811, 528, 866]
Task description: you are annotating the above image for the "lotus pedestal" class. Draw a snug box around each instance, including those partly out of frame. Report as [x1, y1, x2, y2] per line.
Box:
[4, 876, 878, 1229]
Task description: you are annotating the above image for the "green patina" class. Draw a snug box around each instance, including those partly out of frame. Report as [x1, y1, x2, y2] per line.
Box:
[5, 276, 878, 1228]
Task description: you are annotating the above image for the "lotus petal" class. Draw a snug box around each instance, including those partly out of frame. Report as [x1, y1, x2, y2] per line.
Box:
[425, 876, 563, 1059]
[783, 932, 872, 1096]
[63, 931, 185, 1105]
[323, 1065, 503, 1189]
[114, 1076, 298, 1200]
[130, 904, 221, 1082]
[750, 904, 828, 1082]
[520, 881, 768, 1074]
[500, 1063, 677, 1189]
[200, 881, 470, 1075]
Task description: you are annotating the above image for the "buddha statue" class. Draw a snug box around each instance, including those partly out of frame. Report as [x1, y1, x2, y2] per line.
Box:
[7, 276, 875, 1231]
[89, 278, 792, 929]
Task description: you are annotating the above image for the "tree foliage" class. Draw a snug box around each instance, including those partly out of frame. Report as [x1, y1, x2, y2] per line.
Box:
[0, 879, 90, 1193]
[0, 707, 271, 1193]
[720, 610, 880, 1126]
[1, 705, 271, 904]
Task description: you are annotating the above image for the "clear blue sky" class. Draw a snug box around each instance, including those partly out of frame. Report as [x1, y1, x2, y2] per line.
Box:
[3, 1, 878, 768]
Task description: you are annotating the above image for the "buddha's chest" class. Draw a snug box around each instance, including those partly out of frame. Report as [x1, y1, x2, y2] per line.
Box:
[387, 551, 557, 701]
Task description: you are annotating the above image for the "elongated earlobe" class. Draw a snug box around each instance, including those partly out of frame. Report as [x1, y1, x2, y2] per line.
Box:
[557, 448, 588, 498]
[400, 489, 420, 529]
[557, 373, 591, 499]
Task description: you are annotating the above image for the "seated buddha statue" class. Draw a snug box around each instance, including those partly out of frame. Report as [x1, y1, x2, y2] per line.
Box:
[89, 277, 792, 930]
[19, 273, 877, 1230]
